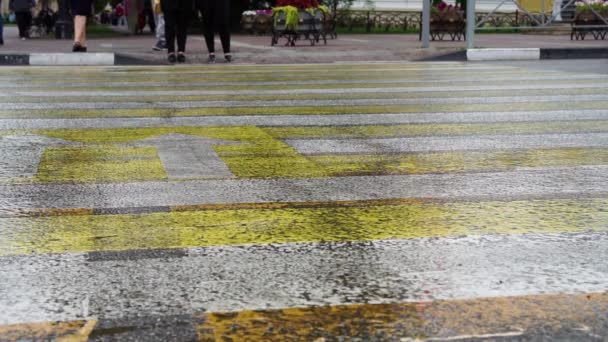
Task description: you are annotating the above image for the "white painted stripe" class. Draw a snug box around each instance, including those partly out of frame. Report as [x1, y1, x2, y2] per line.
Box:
[285, 133, 608, 154]
[0, 83, 604, 97]
[2, 94, 608, 111]
[467, 48, 541, 61]
[1, 110, 606, 130]
[0, 166, 606, 210]
[0, 232, 607, 324]
[0, 73, 605, 88]
[29, 53, 115, 66]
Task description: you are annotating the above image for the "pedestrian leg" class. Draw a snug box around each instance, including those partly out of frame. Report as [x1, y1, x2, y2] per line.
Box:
[164, 10, 177, 63]
[202, 0, 215, 54]
[217, 0, 231, 55]
[156, 14, 165, 44]
[0, 13, 4, 45]
[16, 12, 27, 38]
[74, 15, 87, 47]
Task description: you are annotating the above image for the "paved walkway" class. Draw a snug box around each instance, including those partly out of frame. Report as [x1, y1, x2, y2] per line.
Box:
[1, 26, 606, 63]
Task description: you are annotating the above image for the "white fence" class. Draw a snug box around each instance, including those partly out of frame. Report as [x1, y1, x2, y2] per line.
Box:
[351, 0, 518, 12]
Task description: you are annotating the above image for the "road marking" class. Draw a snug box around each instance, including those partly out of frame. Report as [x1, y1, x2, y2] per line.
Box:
[2, 101, 607, 119]
[2, 111, 608, 130]
[0, 134, 80, 178]
[1, 166, 606, 210]
[129, 134, 242, 179]
[0, 319, 97, 342]
[285, 133, 608, 154]
[2, 233, 607, 324]
[0, 197, 606, 255]
[3, 94, 608, 111]
[1, 83, 605, 97]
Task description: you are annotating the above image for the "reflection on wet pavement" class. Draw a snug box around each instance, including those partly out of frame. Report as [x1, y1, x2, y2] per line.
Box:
[0, 62, 607, 340]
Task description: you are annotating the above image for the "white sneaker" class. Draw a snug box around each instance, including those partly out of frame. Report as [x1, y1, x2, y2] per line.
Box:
[21, 37, 26, 41]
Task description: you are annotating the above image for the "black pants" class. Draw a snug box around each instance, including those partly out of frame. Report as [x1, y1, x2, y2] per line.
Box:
[201, 0, 230, 54]
[164, 10, 189, 54]
[142, 8, 156, 33]
[16, 12, 32, 38]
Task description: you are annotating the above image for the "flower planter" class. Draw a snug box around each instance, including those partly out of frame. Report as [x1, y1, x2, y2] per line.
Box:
[242, 10, 274, 35]
[571, 9, 608, 40]
[421, 10, 466, 41]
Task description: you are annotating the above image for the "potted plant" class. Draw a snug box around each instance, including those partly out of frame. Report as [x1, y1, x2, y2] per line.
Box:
[571, 0, 607, 40]
[429, 0, 465, 40]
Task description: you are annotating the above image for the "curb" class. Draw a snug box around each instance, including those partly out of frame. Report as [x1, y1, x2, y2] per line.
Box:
[423, 47, 608, 62]
[0, 53, 152, 66]
[467, 48, 541, 61]
[0, 47, 606, 66]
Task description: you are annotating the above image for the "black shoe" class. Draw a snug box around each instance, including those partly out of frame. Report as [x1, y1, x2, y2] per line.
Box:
[207, 54, 216, 64]
[177, 53, 186, 63]
[72, 42, 87, 52]
[224, 54, 233, 63]
[0, 40, 3, 46]
[168, 53, 177, 64]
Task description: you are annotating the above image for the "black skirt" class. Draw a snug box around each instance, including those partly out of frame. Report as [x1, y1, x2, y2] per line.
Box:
[71, 0, 93, 16]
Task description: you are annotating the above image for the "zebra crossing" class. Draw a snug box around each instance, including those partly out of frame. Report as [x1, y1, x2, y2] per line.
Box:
[0, 62, 607, 341]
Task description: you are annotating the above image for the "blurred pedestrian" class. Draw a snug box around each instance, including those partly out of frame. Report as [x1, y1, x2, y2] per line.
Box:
[142, 0, 155, 33]
[0, 0, 4, 45]
[9, 0, 35, 40]
[115, 1, 126, 26]
[161, 0, 194, 64]
[199, 0, 231, 63]
[71, 0, 92, 52]
[152, 0, 166, 51]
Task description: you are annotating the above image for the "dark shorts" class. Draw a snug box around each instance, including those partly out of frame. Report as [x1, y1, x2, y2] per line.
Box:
[71, 0, 93, 16]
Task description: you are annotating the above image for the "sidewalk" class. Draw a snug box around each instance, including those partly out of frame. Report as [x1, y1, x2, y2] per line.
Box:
[0, 26, 606, 64]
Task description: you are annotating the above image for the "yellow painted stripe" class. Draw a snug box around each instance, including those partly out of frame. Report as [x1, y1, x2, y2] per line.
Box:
[1, 101, 607, 119]
[13, 70, 570, 85]
[9, 79, 608, 95]
[0, 319, 96, 342]
[3, 127, 606, 182]
[313, 148, 608, 177]
[36, 147, 168, 183]
[195, 292, 608, 341]
[0, 198, 606, 256]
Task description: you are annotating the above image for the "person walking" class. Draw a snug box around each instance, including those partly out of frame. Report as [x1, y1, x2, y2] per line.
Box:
[161, 0, 194, 64]
[198, 0, 232, 63]
[71, 0, 92, 51]
[9, 0, 34, 40]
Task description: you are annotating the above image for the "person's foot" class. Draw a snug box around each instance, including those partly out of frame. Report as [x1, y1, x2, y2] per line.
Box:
[0, 39, 4, 46]
[152, 41, 166, 51]
[72, 42, 87, 52]
[167, 53, 177, 64]
[177, 53, 186, 63]
[224, 54, 233, 63]
[21, 37, 26, 41]
[207, 54, 216, 64]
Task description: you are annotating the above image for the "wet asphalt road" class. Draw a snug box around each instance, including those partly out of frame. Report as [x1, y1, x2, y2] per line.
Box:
[0, 60, 607, 341]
